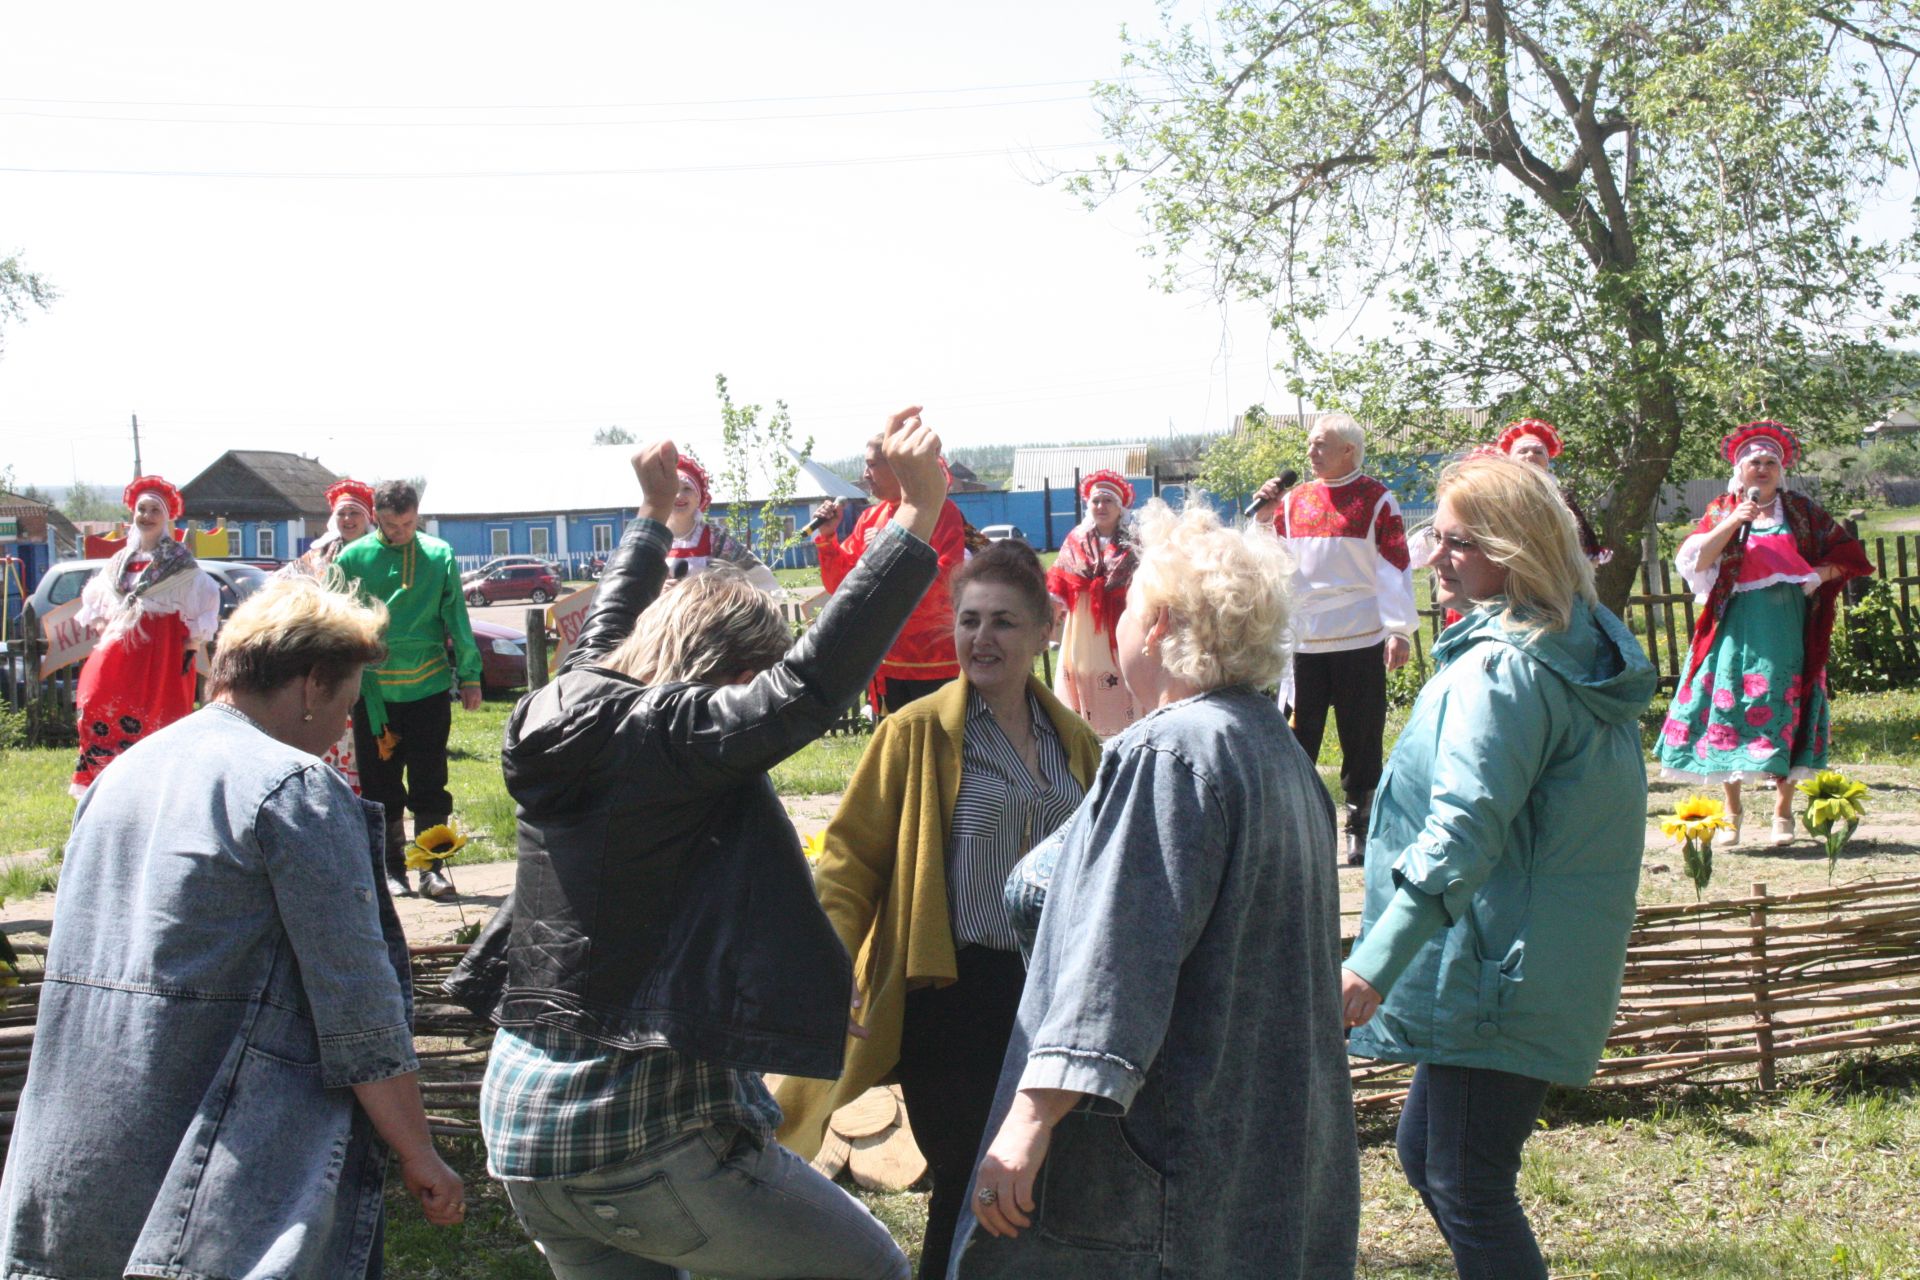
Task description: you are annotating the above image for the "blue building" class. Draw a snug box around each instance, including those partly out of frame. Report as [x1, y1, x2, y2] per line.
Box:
[420, 443, 866, 575]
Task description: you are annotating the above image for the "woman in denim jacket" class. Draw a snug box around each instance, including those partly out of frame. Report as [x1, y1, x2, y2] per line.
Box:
[1342, 457, 1655, 1279]
[0, 577, 463, 1279]
[954, 501, 1360, 1279]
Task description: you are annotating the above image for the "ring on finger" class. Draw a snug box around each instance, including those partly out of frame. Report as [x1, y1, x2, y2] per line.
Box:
[976, 1187, 999, 1205]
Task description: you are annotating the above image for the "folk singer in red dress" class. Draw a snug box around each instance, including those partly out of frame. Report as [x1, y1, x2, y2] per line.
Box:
[70, 476, 220, 797]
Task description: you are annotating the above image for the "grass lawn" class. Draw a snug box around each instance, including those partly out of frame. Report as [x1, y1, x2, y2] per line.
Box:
[7, 675, 1920, 1276]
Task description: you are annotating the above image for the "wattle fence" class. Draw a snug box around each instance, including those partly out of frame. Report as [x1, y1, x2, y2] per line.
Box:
[4, 877, 1918, 1142]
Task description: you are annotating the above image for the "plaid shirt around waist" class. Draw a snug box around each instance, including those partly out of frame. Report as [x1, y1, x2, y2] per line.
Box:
[479, 1025, 782, 1181]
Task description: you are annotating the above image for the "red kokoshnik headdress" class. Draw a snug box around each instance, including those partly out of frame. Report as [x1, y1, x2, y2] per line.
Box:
[325, 478, 376, 514]
[1079, 469, 1134, 506]
[676, 450, 713, 511]
[1721, 419, 1799, 469]
[1496, 418, 1563, 459]
[122, 475, 184, 520]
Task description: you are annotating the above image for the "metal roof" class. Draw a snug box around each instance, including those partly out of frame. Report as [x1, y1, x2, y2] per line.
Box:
[1009, 445, 1151, 493]
[421, 440, 863, 518]
[180, 450, 342, 521]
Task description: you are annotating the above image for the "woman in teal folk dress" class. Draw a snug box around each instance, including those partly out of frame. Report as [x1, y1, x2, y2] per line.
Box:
[1654, 420, 1872, 845]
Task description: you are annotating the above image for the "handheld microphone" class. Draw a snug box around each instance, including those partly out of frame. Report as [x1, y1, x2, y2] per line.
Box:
[1735, 486, 1763, 546]
[1243, 468, 1300, 520]
[802, 504, 839, 538]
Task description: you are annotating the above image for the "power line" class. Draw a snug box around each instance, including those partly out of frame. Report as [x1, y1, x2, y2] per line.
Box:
[0, 77, 1112, 112]
[0, 95, 1090, 129]
[0, 140, 1099, 180]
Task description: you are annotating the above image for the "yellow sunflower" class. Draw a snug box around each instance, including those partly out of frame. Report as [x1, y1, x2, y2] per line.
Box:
[404, 824, 470, 871]
[1660, 795, 1733, 846]
[802, 831, 828, 864]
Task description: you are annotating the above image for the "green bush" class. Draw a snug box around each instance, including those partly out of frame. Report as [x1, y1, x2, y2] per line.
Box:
[1829, 577, 1920, 693]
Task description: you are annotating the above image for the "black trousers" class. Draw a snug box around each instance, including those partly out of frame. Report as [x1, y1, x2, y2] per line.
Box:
[1288, 641, 1388, 801]
[894, 945, 1027, 1280]
[352, 693, 454, 828]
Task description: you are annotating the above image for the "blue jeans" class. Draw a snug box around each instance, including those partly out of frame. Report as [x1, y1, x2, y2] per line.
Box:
[503, 1124, 908, 1280]
[1396, 1064, 1551, 1280]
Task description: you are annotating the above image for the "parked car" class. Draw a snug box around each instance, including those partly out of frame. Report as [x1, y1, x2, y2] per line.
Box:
[979, 524, 1031, 546]
[461, 556, 559, 585]
[463, 563, 561, 606]
[464, 618, 529, 695]
[22, 558, 273, 635]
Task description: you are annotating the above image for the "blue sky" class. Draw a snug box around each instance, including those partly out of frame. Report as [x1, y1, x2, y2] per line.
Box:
[0, 1, 1285, 489]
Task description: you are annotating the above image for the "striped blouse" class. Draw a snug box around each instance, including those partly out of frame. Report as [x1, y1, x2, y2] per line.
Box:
[948, 689, 1087, 951]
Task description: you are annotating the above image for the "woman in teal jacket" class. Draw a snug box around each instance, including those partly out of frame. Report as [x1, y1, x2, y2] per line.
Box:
[1343, 456, 1655, 1280]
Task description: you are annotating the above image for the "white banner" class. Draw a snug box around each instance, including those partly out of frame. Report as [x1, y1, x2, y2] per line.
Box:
[38, 598, 92, 677]
[546, 583, 598, 668]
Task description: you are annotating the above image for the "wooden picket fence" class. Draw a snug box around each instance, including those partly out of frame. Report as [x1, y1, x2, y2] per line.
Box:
[5, 877, 1918, 1141]
[1402, 530, 1920, 691]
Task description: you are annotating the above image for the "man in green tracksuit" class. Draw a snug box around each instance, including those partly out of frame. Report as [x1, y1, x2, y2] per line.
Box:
[336, 479, 484, 900]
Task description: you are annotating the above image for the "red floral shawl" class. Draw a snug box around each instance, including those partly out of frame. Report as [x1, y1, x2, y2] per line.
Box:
[1682, 491, 1872, 754]
[1046, 523, 1137, 657]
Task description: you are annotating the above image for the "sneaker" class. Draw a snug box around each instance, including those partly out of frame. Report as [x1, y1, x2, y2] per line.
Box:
[418, 865, 456, 900]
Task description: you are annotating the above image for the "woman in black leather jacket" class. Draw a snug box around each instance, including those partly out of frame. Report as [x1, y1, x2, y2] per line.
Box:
[461, 414, 948, 1280]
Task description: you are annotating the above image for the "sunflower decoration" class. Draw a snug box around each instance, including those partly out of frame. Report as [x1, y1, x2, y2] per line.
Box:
[1796, 770, 1869, 882]
[802, 830, 828, 865]
[404, 824, 469, 871]
[1660, 795, 1733, 899]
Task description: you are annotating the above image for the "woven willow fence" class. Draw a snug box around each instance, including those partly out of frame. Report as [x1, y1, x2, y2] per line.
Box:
[2, 877, 1918, 1139]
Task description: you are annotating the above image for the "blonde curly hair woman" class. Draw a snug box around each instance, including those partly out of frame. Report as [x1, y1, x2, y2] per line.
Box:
[953, 501, 1361, 1279]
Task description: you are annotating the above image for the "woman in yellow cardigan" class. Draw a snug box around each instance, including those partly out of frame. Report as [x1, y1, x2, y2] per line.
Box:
[775, 539, 1100, 1279]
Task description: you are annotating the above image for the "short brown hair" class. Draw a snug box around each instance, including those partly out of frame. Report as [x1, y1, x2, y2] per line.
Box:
[209, 575, 387, 698]
[601, 567, 791, 686]
[373, 479, 419, 514]
[950, 539, 1050, 625]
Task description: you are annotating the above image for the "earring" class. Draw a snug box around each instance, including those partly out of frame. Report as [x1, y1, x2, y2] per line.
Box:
[1141, 642, 1153, 656]
[302, 711, 313, 722]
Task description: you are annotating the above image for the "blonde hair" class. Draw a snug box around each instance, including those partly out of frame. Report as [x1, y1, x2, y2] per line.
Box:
[602, 567, 791, 685]
[1436, 456, 1595, 635]
[209, 575, 387, 697]
[1129, 499, 1294, 690]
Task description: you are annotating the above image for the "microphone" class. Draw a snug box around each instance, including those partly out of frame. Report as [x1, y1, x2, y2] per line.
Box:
[1244, 469, 1300, 520]
[1735, 486, 1763, 546]
[802, 504, 840, 538]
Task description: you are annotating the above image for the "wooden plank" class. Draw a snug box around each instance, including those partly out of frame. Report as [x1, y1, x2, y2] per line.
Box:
[1659, 558, 1682, 687]
[1750, 881, 1776, 1091]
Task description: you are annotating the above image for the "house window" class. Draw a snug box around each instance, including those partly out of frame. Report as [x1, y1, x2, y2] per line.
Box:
[529, 525, 551, 557]
[256, 527, 276, 559]
[490, 527, 511, 557]
[592, 524, 613, 553]
[226, 529, 242, 557]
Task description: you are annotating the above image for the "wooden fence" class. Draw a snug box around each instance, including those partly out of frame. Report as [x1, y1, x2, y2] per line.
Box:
[1403, 530, 1920, 691]
[6, 877, 1917, 1140]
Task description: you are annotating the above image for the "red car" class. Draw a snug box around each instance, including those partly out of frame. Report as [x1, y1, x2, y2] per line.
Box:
[463, 618, 528, 694]
[464, 563, 560, 606]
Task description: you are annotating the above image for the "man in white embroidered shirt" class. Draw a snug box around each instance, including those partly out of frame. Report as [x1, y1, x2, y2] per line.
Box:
[1251, 414, 1416, 865]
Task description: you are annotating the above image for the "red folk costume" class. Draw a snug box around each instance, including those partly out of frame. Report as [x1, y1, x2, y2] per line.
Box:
[1669, 423, 1872, 770]
[665, 451, 781, 593]
[814, 493, 967, 699]
[70, 477, 221, 797]
[1046, 470, 1141, 735]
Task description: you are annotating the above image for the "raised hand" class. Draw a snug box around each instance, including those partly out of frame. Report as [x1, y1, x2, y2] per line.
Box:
[632, 441, 682, 524]
[881, 405, 945, 514]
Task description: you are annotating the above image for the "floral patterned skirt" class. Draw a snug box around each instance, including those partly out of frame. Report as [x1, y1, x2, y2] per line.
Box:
[1656, 582, 1829, 784]
[70, 612, 197, 797]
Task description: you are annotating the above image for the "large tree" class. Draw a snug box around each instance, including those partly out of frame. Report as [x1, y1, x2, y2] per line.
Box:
[1080, 0, 1920, 606]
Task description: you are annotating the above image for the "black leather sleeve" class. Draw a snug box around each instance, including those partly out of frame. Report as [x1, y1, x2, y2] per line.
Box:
[442, 891, 513, 1022]
[563, 518, 669, 675]
[651, 520, 939, 788]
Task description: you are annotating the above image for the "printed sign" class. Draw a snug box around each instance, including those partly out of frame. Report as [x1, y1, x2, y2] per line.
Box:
[38, 597, 93, 677]
[546, 583, 598, 667]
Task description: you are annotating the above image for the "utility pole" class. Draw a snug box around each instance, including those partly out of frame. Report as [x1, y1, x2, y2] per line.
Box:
[131, 413, 143, 477]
